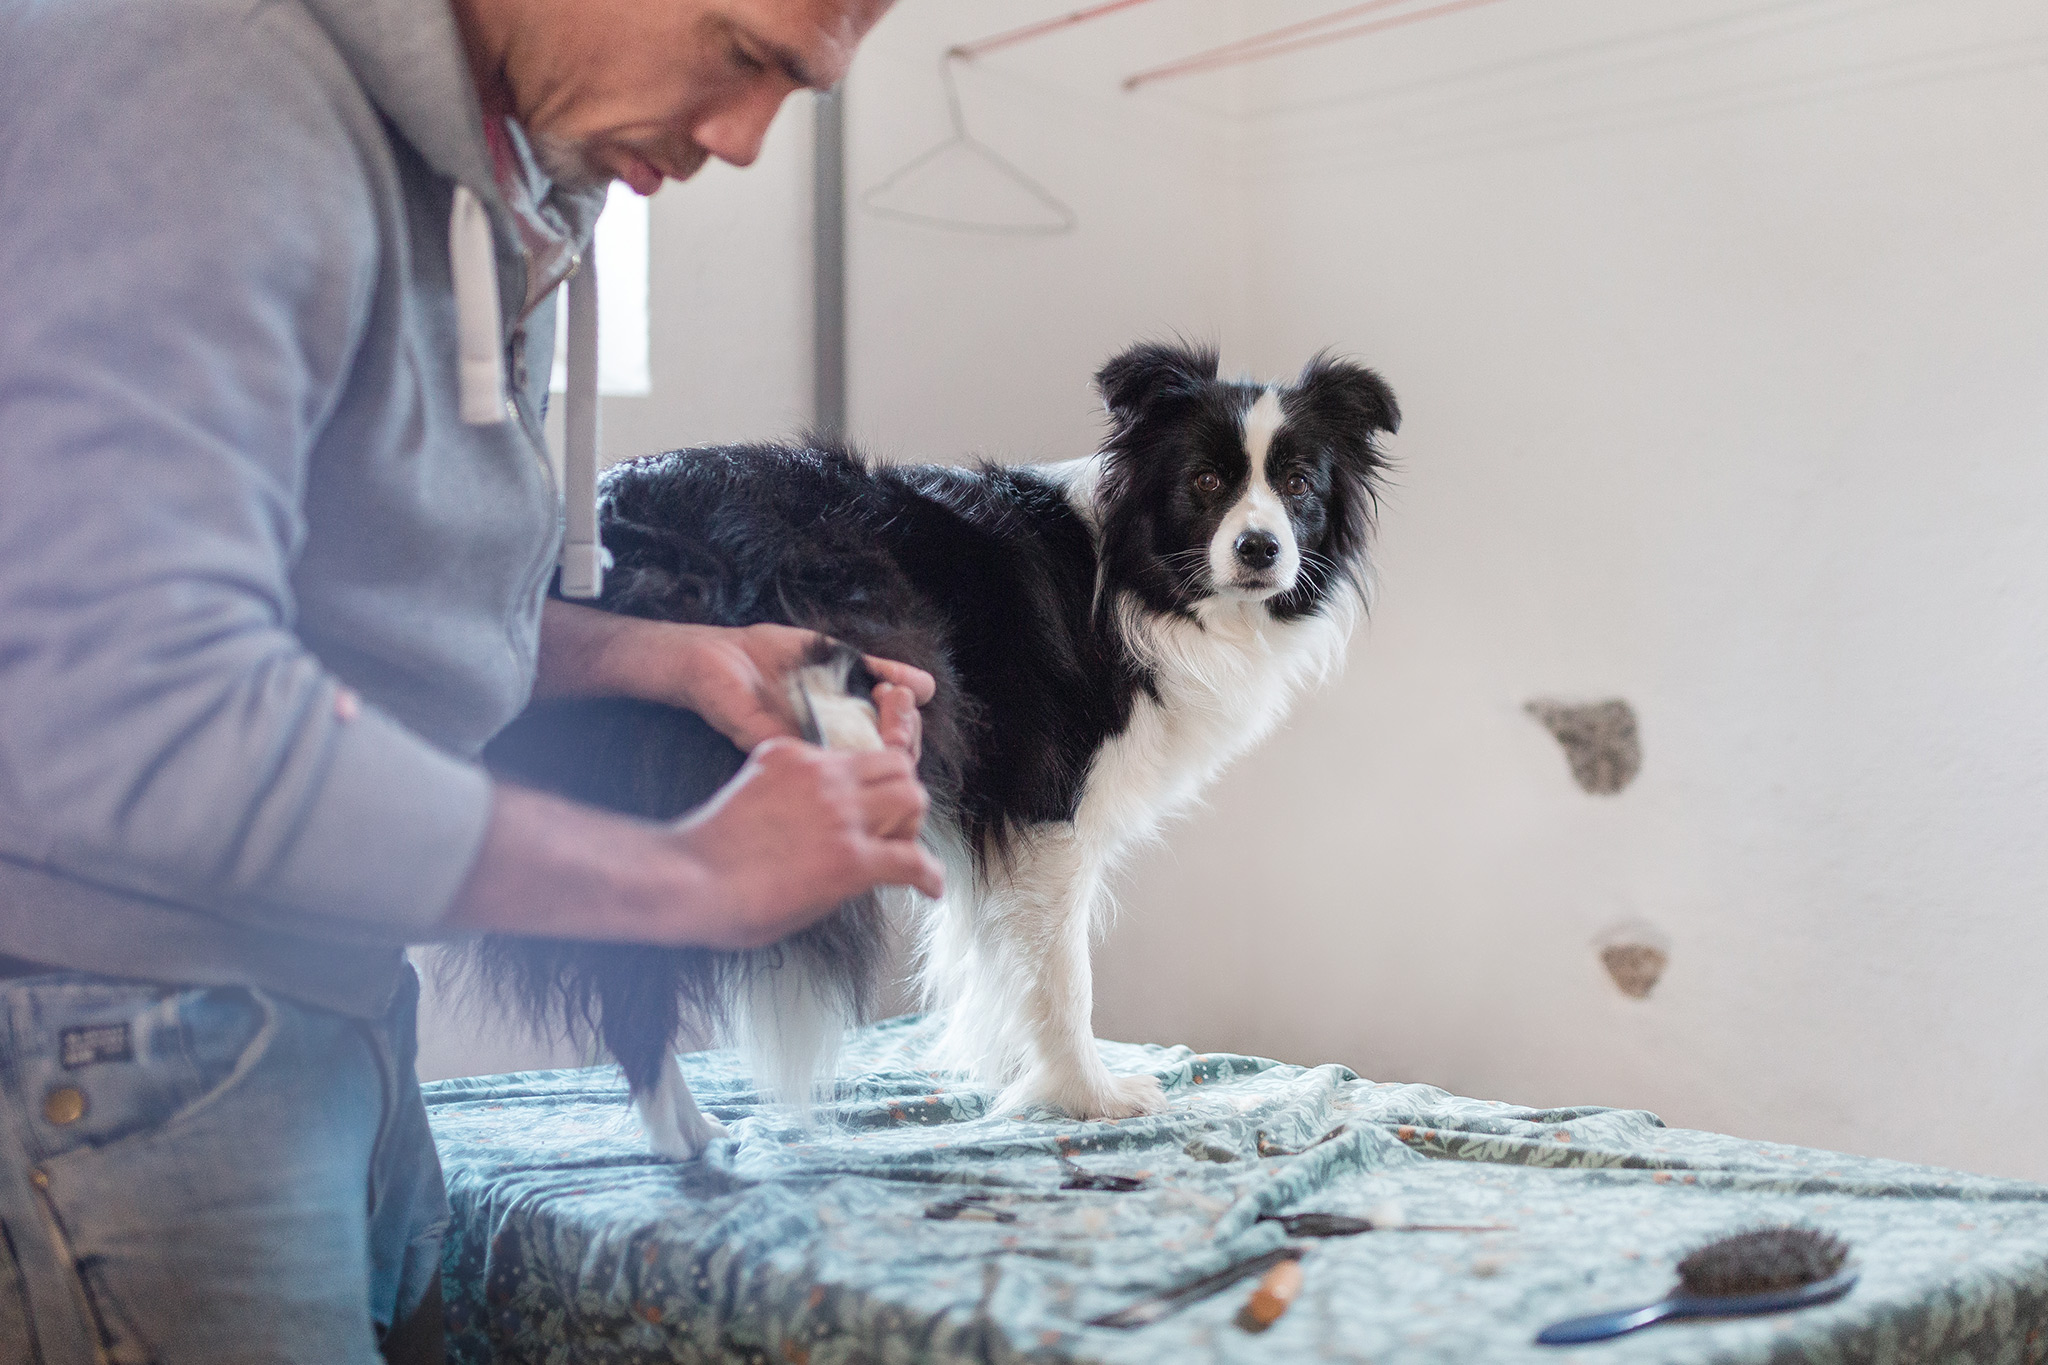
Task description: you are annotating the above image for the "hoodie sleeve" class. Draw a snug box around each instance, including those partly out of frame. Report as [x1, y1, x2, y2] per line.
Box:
[0, 2, 495, 937]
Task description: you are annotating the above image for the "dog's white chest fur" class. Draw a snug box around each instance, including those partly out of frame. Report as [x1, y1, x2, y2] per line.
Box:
[1077, 595, 1347, 867]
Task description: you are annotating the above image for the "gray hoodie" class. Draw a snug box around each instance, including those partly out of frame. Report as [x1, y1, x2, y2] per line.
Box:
[0, 0, 605, 1015]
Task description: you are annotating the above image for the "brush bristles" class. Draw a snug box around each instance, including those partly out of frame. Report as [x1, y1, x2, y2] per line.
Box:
[1677, 1227, 1850, 1298]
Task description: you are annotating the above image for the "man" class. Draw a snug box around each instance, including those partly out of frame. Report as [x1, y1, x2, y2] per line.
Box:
[0, 0, 925, 1359]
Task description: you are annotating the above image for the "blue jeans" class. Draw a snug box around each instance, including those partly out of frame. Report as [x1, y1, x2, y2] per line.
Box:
[0, 964, 448, 1364]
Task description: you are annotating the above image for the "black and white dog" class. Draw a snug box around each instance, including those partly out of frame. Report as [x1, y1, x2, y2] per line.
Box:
[478, 341, 1398, 1156]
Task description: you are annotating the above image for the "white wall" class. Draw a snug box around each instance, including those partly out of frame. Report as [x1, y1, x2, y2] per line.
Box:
[592, 103, 819, 463]
[842, 0, 1248, 462]
[423, 0, 2048, 1186]
[1090, 0, 2048, 1181]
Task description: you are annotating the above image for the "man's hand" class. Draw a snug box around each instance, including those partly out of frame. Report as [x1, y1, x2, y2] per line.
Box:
[669, 739, 940, 946]
[444, 744, 945, 950]
[536, 601, 932, 757]
[663, 621, 930, 757]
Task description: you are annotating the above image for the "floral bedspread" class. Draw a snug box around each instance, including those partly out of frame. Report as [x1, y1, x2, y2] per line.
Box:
[425, 1015, 2048, 1364]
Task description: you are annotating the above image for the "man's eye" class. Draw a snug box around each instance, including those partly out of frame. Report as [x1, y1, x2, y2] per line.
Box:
[1193, 472, 1222, 494]
[729, 41, 767, 75]
[1284, 473, 1311, 497]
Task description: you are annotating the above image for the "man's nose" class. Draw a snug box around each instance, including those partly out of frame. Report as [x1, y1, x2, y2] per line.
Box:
[693, 90, 787, 168]
[1234, 530, 1281, 568]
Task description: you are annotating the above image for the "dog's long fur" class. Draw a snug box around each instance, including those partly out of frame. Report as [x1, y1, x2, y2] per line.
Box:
[474, 341, 1398, 1155]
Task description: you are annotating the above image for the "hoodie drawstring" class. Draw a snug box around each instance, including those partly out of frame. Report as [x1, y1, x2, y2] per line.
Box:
[450, 186, 506, 426]
[450, 184, 604, 598]
[558, 251, 603, 598]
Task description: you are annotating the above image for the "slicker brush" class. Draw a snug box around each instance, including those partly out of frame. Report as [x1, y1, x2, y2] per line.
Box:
[1678, 1228, 1850, 1297]
[1537, 1226, 1855, 1346]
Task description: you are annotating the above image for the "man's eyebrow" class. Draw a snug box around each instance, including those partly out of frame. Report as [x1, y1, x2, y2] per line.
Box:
[768, 43, 823, 90]
[728, 17, 826, 89]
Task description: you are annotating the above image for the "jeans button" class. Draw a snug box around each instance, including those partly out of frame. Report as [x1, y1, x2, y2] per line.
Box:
[43, 1086, 86, 1125]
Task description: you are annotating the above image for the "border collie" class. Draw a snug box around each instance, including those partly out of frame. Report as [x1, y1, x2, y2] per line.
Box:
[477, 341, 1398, 1156]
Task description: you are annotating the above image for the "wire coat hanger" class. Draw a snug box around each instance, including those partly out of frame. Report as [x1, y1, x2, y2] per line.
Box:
[857, 2, 1174, 236]
[858, 55, 1079, 236]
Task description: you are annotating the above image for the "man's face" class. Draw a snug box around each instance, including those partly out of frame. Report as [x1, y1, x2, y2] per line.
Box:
[499, 0, 891, 194]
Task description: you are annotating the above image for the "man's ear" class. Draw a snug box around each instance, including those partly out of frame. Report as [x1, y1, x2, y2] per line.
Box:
[1094, 339, 1221, 422]
[1290, 350, 1400, 437]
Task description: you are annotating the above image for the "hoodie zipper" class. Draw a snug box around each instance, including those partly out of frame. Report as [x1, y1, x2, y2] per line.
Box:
[493, 222, 574, 667]
[452, 171, 597, 628]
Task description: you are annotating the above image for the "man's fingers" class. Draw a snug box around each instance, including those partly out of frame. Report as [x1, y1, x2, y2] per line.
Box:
[761, 740, 916, 789]
[846, 747, 921, 784]
[873, 682, 923, 758]
[858, 771, 928, 839]
[747, 734, 813, 768]
[867, 839, 946, 900]
[863, 654, 936, 706]
[860, 770, 926, 810]
[734, 716, 800, 751]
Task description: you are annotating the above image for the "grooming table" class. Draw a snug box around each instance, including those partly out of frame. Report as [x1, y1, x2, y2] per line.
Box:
[425, 1016, 2048, 1363]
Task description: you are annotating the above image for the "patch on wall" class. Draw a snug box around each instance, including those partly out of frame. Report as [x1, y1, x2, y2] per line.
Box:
[1595, 921, 1669, 999]
[1526, 698, 1641, 795]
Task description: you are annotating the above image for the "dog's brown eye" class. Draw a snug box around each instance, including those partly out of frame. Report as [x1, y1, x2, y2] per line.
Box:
[1193, 472, 1222, 494]
[1284, 473, 1311, 497]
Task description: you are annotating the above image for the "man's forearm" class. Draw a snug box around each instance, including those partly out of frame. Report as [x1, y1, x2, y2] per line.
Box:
[534, 601, 933, 757]
[441, 783, 714, 943]
[533, 598, 654, 701]
[440, 742, 945, 952]
[532, 600, 746, 719]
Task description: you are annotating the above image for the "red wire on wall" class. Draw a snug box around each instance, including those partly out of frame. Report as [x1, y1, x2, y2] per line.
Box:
[1120, 0, 1414, 82]
[950, 0, 1167, 62]
[1123, 0, 1519, 90]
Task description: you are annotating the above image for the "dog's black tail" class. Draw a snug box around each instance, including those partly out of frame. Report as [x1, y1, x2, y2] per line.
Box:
[474, 698, 744, 1096]
[472, 690, 893, 1108]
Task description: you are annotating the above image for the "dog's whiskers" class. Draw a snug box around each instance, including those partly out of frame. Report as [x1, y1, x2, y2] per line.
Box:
[1298, 550, 1336, 574]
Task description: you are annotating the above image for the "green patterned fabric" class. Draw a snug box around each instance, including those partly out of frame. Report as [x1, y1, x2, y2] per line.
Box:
[425, 1016, 2048, 1363]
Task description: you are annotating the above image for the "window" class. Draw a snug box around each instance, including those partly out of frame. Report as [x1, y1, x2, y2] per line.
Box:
[550, 182, 652, 397]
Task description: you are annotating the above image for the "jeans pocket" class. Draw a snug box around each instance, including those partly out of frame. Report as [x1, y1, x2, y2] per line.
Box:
[13, 981, 272, 1165]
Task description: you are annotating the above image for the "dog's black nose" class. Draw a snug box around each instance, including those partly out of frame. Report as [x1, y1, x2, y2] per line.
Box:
[1234, 530, 1281, 568]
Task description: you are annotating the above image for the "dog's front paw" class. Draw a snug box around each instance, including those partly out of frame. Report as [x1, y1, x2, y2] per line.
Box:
[1010, 1069, 1167, 1121]
[1089, 1073, 1168, 1119]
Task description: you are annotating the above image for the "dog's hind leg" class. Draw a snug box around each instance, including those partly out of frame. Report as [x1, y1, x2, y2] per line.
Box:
[717, 642, 888, 1114]
[636, 1052, 729, 1160]
[733, 943, 863, 1114]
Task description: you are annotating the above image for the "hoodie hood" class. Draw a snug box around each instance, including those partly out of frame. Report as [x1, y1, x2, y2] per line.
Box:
[297, 0, 610, 597]
[295, 0, 605, 281]
[296, 0, 499, 205]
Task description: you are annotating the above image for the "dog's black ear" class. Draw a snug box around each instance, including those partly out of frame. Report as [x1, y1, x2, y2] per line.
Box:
[1095, 340, 1221, 421]
[1291, 351, 1400, 438]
